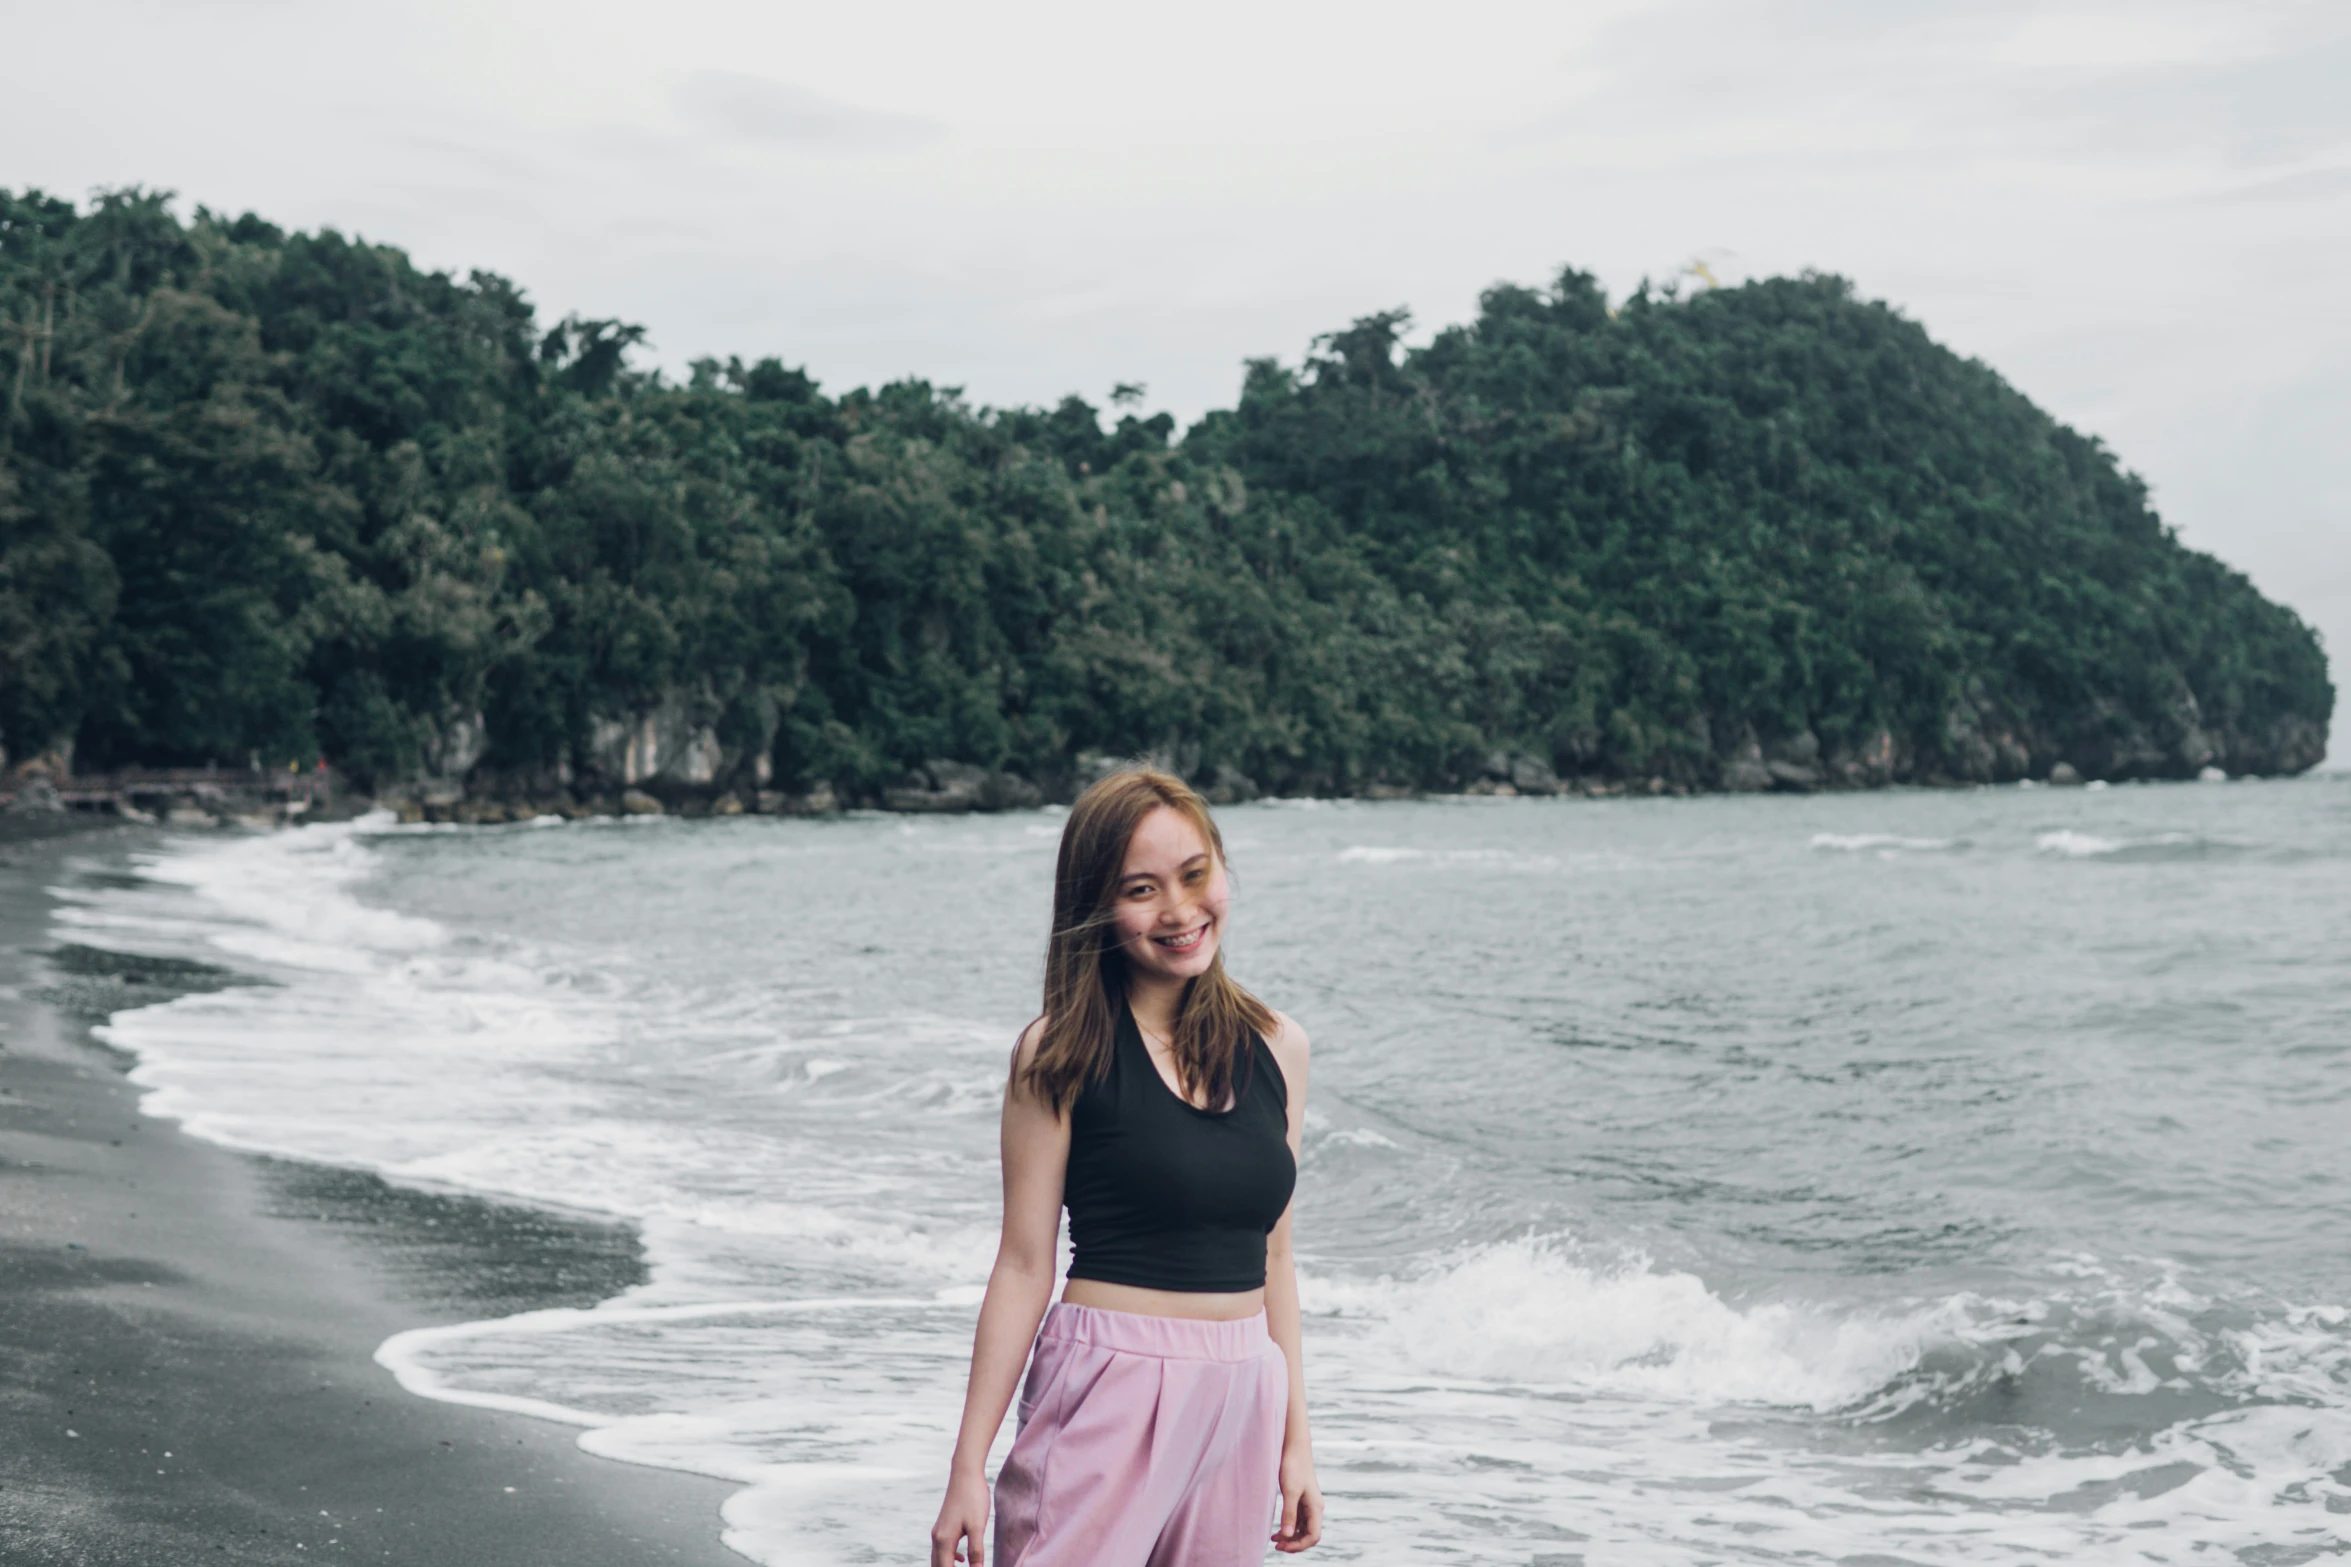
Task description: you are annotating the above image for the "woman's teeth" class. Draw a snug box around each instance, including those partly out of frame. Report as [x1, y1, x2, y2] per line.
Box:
[1155, 925, 1207, 950]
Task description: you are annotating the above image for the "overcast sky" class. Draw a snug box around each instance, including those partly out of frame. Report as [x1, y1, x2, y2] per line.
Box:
[11, 0, 2347, 760]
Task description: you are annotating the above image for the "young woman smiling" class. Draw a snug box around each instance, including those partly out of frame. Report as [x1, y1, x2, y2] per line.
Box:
[930, 769, 1323, 1566]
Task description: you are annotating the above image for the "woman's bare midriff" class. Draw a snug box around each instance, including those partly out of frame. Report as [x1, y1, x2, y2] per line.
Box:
[1061, 1278, 1267, 1321]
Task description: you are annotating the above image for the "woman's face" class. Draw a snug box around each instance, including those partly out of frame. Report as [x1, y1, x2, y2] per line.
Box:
[1110, 805, 1231, 986]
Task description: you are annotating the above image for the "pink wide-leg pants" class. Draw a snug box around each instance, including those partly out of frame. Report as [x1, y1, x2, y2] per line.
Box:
[993, 1303, 1287, 1567]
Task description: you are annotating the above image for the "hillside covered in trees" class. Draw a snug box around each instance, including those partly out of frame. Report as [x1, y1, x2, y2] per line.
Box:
[0, 188, 2331, 809]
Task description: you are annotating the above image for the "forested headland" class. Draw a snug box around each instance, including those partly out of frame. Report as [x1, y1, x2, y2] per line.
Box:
[0, 188, 2331, 816]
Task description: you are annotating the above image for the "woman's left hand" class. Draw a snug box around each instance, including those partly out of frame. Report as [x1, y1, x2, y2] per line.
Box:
[1273, 1445, 1323, 1552]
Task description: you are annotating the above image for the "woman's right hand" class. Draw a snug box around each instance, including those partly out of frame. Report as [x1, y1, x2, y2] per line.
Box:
[931, 1468, 992, 1567]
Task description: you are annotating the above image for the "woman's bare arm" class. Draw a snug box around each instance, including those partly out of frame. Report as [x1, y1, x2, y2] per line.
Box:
[1263, 1011, 1323, 1552]
[931, 1023, 1070, 1567]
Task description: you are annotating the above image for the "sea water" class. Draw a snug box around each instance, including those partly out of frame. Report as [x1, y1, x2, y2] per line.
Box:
[49, 778, 2351, 1564]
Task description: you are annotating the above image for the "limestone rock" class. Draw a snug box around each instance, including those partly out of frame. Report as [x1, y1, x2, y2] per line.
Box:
[587, 696, 731, 788]
[1720, 731, 1772, 792]
[885, 761, 1044, 813]
[620, 789, 664, 816]
[757, 783, 839, 816]
[1203, 765, 1260, 806]
[4, 776, 64, 814]
[421, 711, 489, 786]
[1508, 755, 1563, 795]
[1827, 729, 1899, 788]
[1071, 752, 1125, 790]
[883, 763, 975, 813]
[980, 772, 1045, 811]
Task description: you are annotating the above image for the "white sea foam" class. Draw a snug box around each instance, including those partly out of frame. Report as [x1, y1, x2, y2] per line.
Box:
[2034, 829, 2202, 858]
[378, 1294, 1017, 1567]
[1314, 1126, 1399, 1150]
[1809, 832, 1953, 853]
[1302, 1249, 2351, 1563]
[1307, 1237, 1944, 1408]
[2037, 829, 2127, 856]
[1336, 844, 1567, 872]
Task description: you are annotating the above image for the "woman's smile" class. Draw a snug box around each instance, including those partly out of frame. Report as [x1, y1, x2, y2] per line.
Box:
[1154, 922, 1211, 952]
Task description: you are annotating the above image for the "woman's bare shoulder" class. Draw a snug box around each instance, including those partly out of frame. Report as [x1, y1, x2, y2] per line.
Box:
[1264, 1008, 1312, 1083]
[1010, 1015, 1049, 1073]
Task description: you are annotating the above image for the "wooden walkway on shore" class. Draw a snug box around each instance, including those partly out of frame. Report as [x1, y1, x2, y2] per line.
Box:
[1, 766, 334, 820]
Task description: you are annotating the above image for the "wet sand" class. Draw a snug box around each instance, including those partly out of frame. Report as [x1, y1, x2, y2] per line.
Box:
[0, 825, 749, 1566]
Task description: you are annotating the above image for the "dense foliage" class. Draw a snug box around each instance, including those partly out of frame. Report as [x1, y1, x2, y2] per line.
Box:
[0, 189, 2330, 798]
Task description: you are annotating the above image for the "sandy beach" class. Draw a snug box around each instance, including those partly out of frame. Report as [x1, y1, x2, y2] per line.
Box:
[0, 822, 747, 1566]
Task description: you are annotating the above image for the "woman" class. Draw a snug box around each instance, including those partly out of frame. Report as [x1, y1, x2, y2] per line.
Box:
[930, 769, 1323, 1566]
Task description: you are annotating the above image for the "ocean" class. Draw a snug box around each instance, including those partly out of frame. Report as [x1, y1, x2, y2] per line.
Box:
[48, 777, 2351, 1564]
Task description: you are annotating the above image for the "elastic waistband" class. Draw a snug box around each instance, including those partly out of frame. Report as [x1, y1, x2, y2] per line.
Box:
[1038, 1302, 1273, 1363]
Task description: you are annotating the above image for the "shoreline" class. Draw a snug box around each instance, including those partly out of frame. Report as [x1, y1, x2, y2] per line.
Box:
[8, 746, 2333, 837]
[0, 828, 749, 1566]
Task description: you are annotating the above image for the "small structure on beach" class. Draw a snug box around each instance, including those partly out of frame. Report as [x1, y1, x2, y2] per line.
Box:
[0, 761, 347, 828]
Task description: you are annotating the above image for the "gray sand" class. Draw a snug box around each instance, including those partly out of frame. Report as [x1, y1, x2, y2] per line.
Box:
[0, 826, 750, 1566]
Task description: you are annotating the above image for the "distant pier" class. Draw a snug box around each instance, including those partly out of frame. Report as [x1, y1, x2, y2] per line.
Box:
[0, 765, 343, 826]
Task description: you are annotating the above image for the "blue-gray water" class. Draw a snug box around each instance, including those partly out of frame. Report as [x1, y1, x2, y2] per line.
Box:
[61, 777, 2351, 1563]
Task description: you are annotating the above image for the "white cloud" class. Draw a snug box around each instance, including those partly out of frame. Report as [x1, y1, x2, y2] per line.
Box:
[673, 72, 945, 153]
[1993, 10, 2269, 70]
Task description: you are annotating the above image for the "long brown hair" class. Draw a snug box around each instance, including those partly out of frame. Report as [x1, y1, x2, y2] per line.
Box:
[1017, 768, 1276, 1115]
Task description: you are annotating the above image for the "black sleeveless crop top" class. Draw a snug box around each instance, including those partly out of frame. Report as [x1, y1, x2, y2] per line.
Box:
[1062, 1007, 1296, 1292]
